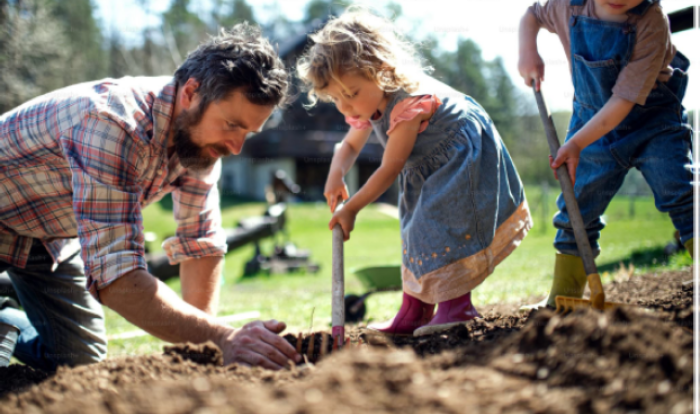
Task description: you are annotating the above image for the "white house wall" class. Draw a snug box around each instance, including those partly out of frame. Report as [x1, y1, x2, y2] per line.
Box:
[220, 157, 296, 201]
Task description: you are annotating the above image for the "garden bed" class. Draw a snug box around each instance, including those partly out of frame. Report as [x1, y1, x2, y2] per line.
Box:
[0, 268, 692, 414]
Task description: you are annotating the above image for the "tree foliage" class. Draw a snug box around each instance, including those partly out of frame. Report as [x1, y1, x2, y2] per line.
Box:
[0, 0, 563, 183]
[0, 0, 71, 113]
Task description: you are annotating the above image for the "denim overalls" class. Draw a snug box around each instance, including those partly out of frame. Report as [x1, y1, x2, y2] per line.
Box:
[368, 76, 531, 302]
[553, 0, 693, 256]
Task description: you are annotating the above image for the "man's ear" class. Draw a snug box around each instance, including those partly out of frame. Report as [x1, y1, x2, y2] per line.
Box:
[180, 78, 200, 110]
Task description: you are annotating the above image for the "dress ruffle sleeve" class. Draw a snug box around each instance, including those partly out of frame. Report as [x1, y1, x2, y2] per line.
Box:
[386, 95, 443, 136]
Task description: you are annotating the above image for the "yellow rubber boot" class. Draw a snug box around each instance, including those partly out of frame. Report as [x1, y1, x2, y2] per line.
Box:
[519, 253, 588, 312]
[546, 253, 588, 308]
[684, 238, 694, 260]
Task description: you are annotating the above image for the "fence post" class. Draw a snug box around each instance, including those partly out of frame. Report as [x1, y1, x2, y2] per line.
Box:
[628, 194, 635, 219]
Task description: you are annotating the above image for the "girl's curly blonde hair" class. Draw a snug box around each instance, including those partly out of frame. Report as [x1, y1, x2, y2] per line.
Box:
[296, 8, 430, 106]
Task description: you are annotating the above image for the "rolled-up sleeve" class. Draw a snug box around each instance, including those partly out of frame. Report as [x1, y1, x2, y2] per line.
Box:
[162, 160, 227, 264]
[529, 0, 567, 35]
[63, 114, 148, 298]
[612, 8, 672, 106]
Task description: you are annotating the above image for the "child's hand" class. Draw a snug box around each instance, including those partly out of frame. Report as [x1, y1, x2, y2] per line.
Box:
[518, 49, 545, 91]
[328, 206, 357, 241]
[324, 174, 350, 213]
[550, 142, 581, 186]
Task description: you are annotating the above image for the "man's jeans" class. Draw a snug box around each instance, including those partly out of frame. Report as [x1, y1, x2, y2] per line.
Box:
[0, 240, 107, 371]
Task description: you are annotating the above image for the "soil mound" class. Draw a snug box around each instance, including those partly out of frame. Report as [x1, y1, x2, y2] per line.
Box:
[492, 307, 692, 413]
[0, 268, 692, 414]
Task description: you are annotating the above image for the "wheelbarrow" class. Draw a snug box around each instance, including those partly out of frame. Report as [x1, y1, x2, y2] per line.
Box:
[344, 265, 402, 322]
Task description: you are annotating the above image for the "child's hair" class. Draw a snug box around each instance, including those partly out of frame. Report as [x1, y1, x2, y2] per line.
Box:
[296, 8, 430, 106]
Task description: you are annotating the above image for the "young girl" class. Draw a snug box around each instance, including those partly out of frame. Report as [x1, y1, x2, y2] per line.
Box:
[519, 0, 693, 310]
[297, 10, 532, 336]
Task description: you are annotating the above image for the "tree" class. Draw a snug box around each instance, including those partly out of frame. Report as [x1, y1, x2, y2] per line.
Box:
[49, 0, 106, 83]
[482, 57, 517, 148]
[212, 0, 256, 29]
[107, 32, 129, 79]
[0, 0, 71, 113]
[162, 0, 208, 63]
[303, 0, 347, 24]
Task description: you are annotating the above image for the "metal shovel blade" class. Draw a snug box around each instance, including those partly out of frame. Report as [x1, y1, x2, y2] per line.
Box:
[554, 273, 626, 312]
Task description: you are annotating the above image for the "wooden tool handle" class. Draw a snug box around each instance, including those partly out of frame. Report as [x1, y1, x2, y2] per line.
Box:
[532, 84, 598, 277]
[331, 224, 345, 347]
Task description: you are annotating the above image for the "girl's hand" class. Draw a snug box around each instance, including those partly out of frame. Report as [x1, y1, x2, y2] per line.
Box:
[550, 142, 581, 186]
[518, 49, 545, 91]
[324, 173, 350, 213]
[328, 206, 357, 241]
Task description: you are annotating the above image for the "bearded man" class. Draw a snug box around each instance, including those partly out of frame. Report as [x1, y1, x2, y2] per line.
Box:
[0, 23, 300, 371]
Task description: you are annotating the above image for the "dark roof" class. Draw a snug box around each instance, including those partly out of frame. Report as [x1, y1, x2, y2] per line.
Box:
[277, 19, 326, 58]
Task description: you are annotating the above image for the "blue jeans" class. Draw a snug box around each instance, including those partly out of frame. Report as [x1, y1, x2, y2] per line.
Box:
[553, 128, 693, 256]
[0, 240, 106, 371]
[555, 7, 693, 256]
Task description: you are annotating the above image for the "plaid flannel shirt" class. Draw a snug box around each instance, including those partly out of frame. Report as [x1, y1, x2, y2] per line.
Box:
[0, 76, 227, 298]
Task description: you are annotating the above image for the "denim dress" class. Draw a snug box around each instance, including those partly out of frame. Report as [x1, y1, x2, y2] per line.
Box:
[553, 0, 693, 256]
[368, 76, 532, 304]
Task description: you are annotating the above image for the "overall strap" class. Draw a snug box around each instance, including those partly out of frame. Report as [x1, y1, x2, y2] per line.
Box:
[569, 0, 585, 24]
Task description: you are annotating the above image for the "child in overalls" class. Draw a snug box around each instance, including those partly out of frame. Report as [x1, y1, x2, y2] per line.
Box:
[519, 0, 693, 309]
[297, 10, 532, 336]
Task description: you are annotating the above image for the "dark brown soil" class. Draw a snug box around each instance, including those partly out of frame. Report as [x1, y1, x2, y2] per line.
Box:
[163, 341, 223, 366]
[0, 268, 693, 414]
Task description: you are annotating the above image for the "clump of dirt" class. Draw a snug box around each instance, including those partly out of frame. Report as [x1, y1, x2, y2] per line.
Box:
[604, 270, 693, 329]
[163, 341, 223, 366]
[0, 268, 692, 414]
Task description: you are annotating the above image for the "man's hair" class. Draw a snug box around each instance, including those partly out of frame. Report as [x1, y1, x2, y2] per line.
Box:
[174, 22, 289, 115]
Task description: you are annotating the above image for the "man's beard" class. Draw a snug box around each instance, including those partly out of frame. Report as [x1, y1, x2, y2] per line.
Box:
[172, 108, 229, 171]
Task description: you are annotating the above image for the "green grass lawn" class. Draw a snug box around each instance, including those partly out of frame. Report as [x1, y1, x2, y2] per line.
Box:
[105, 185, 692, 356]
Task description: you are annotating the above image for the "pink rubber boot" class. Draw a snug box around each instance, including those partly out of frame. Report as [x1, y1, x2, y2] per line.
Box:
[413, 291, 480, 336]
[366, 292, 435, 336]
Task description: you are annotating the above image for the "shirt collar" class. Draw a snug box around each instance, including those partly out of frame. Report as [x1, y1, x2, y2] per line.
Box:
[152, 77, 177, 155]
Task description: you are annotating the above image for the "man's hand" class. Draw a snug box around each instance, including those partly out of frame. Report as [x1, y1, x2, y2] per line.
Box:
[218, 320, 301, 370]
[550, 141, 582, 186]
[100, 269, 301, 370]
